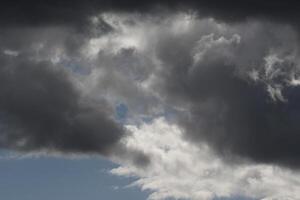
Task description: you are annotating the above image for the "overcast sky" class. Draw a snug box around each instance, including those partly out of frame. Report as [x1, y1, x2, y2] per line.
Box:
[1, 1, 300, 200]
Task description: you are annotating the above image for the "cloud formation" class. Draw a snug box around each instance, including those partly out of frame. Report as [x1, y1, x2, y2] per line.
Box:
[2, 2, 300, 198]
[86, 13, 300, 168]
[71, 14, 300, 198]
[0, 22, 150, 167]
[0, 52, 124, 155]
[149, 18, 300, 168]
[1, 0, 300, 27]
[113, 118, 300, 200]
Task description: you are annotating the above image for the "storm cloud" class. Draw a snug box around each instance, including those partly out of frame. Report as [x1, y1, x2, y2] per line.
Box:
[1, 0, 300, 27]
[2, 6, 300, 167]
[73, 12, 300, 169]
[2, 1, 300, 199]
[0, 52, 124, 155]
[150, 19, 300, 168]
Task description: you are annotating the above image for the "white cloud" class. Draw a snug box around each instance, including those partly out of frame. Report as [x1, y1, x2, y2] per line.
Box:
[3, 12, 300, 199]
[3, 49, 19, 57]
[112, 118, 300, 200]
[192, 33, 241, 64]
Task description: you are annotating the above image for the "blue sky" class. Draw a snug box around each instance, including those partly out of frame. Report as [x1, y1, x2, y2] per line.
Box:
[0, 150, 255, 200]
[0, 104, 255, 200]
[0, 152, 150, 200]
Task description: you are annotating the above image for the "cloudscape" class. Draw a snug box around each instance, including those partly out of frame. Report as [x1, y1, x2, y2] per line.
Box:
[1, 1, 300, 200]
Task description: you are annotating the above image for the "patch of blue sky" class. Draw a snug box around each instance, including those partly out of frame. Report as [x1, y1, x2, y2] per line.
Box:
[115, 103, 128, 123]
[140, 106, 180, 124]
[214, 196, 257, 200]
[61, 60, 91, 75]
[0, 150, 150, 200]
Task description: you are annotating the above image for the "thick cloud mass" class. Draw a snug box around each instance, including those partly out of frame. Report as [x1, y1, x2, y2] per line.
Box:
[3, 1, 300, 198]
[165, 58, 300, 167]
[113, 118, 300, 199]
[1, 0, 300, 27]
[156, 29, 300, 168]
[107, 15, 299, 168]
[0, 53, 123, 155]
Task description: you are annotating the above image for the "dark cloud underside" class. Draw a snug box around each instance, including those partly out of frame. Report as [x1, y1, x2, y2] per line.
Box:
[0, 54, 123, 155]
[1, 0, 300, 27]
[1, 0, 300, 171]
[153, 27, 300, 168]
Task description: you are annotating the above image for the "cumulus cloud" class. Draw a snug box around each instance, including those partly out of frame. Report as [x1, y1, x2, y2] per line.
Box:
[0, 14, 150, 166]
[0, 51, 124, 155]
[1, 0, 300, 28]
[2, 4, 300, 199]
[66, 13, 300, 199]
[85, 13, 300, 168]
[131, 15, 300, 168]
[35, 11, 300, 169]
[112, 118, 300, 200]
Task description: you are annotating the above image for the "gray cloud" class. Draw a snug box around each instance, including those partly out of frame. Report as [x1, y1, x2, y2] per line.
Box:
[1, 3, 300, 174]
[80, 14, 300, 169]
[0, 3, 298, 198]
[0, 23, 152, 169]
[1, 0, 300, 29]
[0, 52, 124, 155]
[1, 5, 300, 198]
[149, 19, 300, 168]
[112, 118, 300, 200]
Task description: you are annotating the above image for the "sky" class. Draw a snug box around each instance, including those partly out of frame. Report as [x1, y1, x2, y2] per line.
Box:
[0, 152, 151, 200]
[1, 1, 300, 200]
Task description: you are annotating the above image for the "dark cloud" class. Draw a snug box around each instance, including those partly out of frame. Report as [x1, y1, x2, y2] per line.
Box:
[0, 21, 152, 169]
[0, 53, 123, 155]
[1, 0, 300, 170]
[149, 22, 300, 168]
[1, 0, 300, 27]
[175, 63, 300, 168]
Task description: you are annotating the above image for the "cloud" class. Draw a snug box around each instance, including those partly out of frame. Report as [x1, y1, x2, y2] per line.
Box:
[133, 15, 300, 168]
[0, 19, 150, 166]
[2, 9, 300, 199]
[2, 9, 300, 167]
[112, 117, 300, 200]
[0, 52, 124, 155]
[1, 0, 300, 31]
[77, 12, 300, 168]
